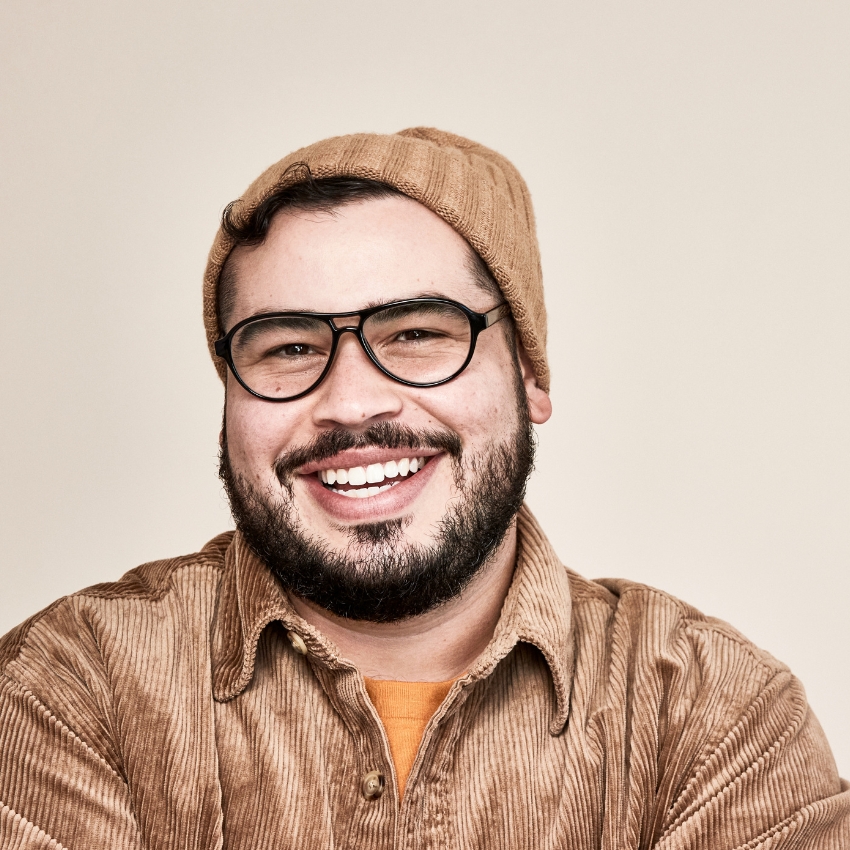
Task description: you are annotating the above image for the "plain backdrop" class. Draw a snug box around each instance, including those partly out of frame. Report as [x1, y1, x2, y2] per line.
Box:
[1, 1, 848, 774]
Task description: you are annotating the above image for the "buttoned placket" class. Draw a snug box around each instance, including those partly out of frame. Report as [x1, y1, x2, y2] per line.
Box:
[273, 622, 396, 848]
[285, 625, 497, 850]
[292, 625, 553, 849]
[394, 676, 477, 847]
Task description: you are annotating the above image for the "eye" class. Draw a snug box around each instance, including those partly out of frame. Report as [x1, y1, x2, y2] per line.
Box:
[395, 328, 439, 341]
[272, 343, 316, 357]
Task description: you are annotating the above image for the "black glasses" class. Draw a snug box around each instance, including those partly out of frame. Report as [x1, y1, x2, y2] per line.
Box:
[214, 297, 511, 402]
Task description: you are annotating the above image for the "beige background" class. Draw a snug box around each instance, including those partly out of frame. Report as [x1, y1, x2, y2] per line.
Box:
[1, 1, 848, 774]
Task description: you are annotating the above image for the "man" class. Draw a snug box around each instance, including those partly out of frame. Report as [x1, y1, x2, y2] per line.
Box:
[0, 128, 846, 849]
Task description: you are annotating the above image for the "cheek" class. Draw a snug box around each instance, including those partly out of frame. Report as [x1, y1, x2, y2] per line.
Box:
[450, 350, 521, 431]
[224, 390, 300, 475]
[415, 370, 518, 445]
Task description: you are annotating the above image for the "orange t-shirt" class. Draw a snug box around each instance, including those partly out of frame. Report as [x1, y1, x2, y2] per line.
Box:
[364, 677, 455, 798]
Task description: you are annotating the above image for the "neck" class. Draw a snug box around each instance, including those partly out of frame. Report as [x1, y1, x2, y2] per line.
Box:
[287, 524, 518, 681]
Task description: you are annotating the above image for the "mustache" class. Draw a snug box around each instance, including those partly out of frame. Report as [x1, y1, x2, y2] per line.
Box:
[273, 422, 463, 484]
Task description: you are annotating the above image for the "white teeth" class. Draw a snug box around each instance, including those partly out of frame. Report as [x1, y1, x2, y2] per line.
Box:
[366, 463, 384, 484]
[348, 466, 367, 486]
[331, 480, 400, 498]
[318, 455, 430, 495]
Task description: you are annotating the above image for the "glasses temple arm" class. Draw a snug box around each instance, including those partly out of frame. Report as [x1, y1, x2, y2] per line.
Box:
[483, 303, 512, 328]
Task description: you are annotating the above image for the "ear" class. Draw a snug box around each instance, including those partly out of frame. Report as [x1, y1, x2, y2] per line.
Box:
[517, 336, 552, 425]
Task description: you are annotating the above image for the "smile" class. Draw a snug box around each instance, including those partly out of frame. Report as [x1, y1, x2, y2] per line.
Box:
[318, 456, 429, 499]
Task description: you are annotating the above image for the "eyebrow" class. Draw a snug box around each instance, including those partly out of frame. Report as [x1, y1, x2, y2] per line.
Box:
[232, 315, 327, 348]
[243, 291, 456, 315]
[357, 291, 451, 311]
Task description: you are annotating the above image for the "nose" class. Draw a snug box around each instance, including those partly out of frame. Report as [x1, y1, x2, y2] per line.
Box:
[309, 328, 404, 428]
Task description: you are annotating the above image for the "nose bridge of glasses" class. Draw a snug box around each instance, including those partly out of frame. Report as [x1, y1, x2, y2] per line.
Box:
[328, 322, 374, 367]
[329, 315, 363, 332]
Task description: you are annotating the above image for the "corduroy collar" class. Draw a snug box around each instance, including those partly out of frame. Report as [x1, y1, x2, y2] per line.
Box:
[210, 505, 574, 733]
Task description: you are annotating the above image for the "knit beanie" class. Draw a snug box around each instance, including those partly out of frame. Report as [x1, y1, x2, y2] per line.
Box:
[202, 127, 549, 393]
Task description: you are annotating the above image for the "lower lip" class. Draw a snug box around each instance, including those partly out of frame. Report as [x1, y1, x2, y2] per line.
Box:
[299, 454, 444, 522]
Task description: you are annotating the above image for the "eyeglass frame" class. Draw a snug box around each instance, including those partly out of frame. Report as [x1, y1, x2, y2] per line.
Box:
[214, 297, 512, 402]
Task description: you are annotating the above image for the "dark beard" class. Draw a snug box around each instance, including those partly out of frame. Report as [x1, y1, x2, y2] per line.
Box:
[219, 396, 535, 623]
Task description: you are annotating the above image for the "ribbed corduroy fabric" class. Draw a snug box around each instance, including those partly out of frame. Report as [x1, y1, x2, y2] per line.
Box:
[202, 128, 550, 391]
[1, 506, 848, 848]
[364, 678, 456, 799]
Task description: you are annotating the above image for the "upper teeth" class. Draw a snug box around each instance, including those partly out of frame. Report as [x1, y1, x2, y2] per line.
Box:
[319, 456, 427, 487]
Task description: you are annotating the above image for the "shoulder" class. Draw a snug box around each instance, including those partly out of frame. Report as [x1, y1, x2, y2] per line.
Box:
[568, 571, 783, 671]
[564, 570, 792, 739]
[565, 571, 835, 771]
[0, 531, 235, 678]
[561, 570, 846, 839]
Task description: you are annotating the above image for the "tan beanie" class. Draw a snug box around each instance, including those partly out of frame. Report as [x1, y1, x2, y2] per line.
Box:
[202, 127, 549, 393]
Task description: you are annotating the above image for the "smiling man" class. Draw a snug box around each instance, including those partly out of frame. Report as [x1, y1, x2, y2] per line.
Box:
[0, 129, 847, 849]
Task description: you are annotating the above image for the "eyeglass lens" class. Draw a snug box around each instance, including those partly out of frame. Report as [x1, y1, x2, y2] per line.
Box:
[229, 301, 474, 399]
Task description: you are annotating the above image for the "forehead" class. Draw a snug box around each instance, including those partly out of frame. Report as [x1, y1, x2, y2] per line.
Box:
[225, 195, 487, 323]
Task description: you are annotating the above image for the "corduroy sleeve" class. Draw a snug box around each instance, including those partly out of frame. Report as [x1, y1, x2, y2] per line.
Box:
[654, 645, 850, 848]
[0, 611, 142, 850]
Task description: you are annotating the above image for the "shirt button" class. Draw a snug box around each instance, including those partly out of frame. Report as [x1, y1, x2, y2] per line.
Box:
[361, 770, 385, 800]
[286, 631, 308, 655]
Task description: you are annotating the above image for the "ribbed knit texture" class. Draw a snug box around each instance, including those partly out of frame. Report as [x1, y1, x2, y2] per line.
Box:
[202, 128, 550, 392]
[0, 505, 847, 848]
[364, 678, 456, 799]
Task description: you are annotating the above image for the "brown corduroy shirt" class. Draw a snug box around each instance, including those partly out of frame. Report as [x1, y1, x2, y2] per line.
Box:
[1, 507, 847, 849]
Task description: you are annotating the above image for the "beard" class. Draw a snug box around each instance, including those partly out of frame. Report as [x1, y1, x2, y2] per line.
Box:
[219, 382, 535, 623]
